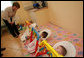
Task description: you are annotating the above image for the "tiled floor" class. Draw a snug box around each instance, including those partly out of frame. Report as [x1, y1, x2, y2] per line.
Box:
[1, 30, 24, 57]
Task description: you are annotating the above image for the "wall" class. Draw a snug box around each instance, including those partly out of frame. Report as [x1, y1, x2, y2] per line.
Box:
[15, 1, 32, 24]
[14, 1, 83, 37]
[47, 1, 83, 37]
[35, 7, 49, 27]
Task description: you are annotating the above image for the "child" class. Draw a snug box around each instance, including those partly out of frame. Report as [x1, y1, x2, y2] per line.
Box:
[39, 29, 51, 42]
[55, 45, 67, 56]
[41, 31, 48, 38]
[53, 41, 76, 57]
[25, 30, 48, 42]
[40, 31, 48, 42]
[39, 45, 67, 57]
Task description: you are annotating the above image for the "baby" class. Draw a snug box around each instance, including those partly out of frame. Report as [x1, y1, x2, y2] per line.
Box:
[41, 31, 48, 38]
[40, 31, 48, 41]
[55, 45, 67, 56]
[39, 45, 67, 57]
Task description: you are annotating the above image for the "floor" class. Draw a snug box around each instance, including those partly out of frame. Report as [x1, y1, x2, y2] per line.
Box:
[1, 23, 83, 57]
[1, 29, 25, 57]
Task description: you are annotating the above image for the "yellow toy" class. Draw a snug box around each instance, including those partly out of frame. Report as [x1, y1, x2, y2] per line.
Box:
[25, 21, 31, 25]
[39, 40, 64, 57]
[24, 20, 63, 57]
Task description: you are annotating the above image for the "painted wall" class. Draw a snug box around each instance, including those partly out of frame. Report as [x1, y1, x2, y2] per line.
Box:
[47, 1, 83, 37]
[14, 1, 83, 37]
[35, 7, 49, 27]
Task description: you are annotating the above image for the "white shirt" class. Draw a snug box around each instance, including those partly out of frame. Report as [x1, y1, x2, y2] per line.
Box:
[1, 6, 16, 23]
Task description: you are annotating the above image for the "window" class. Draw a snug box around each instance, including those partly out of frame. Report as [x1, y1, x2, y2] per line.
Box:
[1, 1, 12, 11]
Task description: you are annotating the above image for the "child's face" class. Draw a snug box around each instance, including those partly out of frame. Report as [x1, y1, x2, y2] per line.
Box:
[41, 33, 44, 38]
[55, 46, 65, 56]
[40, 33, 45, 42]
[41, 32, 47, 38]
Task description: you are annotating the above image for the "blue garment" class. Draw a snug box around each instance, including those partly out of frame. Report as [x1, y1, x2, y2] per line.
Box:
[33, 3, 40, 8]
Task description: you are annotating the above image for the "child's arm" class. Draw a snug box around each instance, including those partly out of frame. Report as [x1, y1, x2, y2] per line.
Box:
[39, 37, 44, 42]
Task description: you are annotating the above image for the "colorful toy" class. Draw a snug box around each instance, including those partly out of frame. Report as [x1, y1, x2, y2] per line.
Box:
[25, 27, 40, 54]
[18, 24, 27, 31]
[25, 36, 30, 40]
[21, 20, 64, 57]
[20, 20, 37, 44]
[18, 25, 23, 31]
[25, 21, 31, 26]
[35, 40, 64, 57]
[23, 25, 63, 57]
[20, 27, 30, 42]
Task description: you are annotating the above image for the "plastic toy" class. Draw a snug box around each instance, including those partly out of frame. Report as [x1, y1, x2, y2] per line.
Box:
[20, 27, 30, 42]
[20, 20, 37, 44]
[25, 27, 40, 54]
[25, 36, 30, 40]
[18, 25, 23, 31]
[35, 40, 63, 57]
[21, 20, 64, 57]
[25, 21, 31, 26]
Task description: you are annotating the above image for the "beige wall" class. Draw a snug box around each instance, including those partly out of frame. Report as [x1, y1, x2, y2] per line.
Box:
[34, 7, 49, 27]
[47, 1, 83, 37]
[15, 1, 32, 24]
[15, 1, 83, 37]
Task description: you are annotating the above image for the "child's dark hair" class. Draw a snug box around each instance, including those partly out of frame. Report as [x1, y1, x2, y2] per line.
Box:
[42, 31, 48, 38]
[12, 2, 20, 8]
[60, 46, 67, 56]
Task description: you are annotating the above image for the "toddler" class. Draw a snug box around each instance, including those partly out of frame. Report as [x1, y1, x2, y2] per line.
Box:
[40, 45, 67, 57]
[40, 31, 48, 42]
[55, 45, 67, 56]
[53, 41, 76, 57]
[41, 31, 48, 38]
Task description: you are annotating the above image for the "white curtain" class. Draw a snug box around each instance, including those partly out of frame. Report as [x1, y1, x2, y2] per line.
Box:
[1, 1, 12, 26]
[1, 1, 12, 11]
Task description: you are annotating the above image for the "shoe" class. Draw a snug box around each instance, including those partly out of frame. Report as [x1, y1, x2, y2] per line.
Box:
[15, 36, 18, 38]
[1, 54, 3, 57]
[1, 48, 6, 51]
[18, 33, 21, 36]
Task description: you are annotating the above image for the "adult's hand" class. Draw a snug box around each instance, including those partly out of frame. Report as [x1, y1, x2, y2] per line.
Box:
[10, 22, 14, 26]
